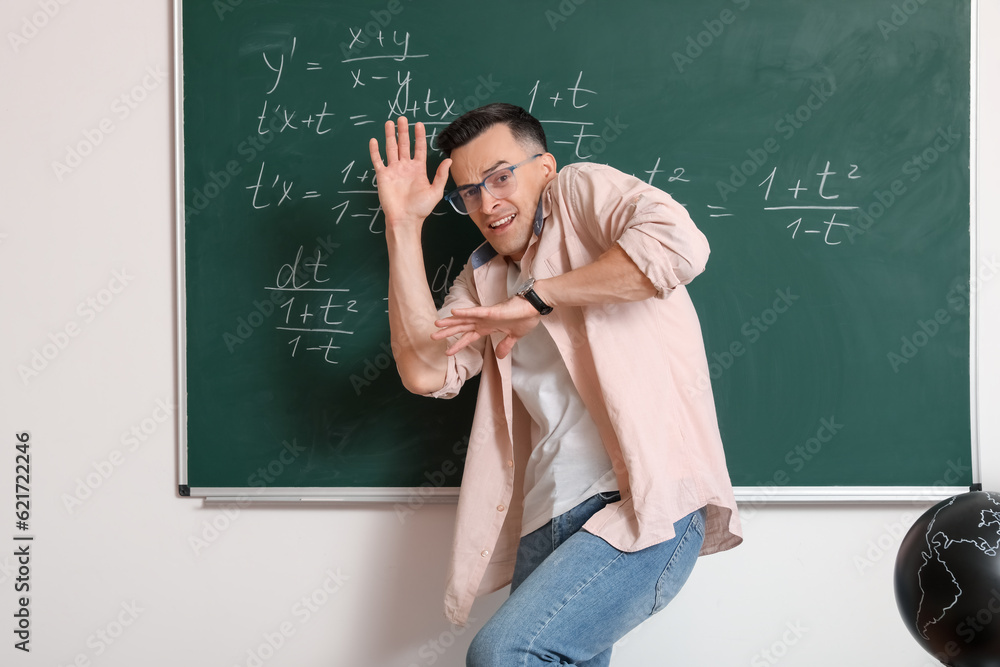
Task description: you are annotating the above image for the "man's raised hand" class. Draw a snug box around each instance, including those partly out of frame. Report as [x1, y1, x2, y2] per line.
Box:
[369, 117, 452, 231]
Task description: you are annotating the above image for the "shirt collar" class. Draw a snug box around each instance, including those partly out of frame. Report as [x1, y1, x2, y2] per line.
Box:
[533, 194, 546, 237]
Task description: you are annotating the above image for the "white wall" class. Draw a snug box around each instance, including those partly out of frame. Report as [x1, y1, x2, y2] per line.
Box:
[2, 2, 996, 665]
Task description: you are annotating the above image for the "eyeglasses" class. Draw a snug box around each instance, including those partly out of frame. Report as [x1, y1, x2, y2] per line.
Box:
[443, 154, 543, 215]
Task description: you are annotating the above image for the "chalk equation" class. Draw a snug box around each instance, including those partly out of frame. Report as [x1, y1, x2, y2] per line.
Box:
[243, 30, 611, 243]
[227, 23, 874, 367]
[658, 160, 864, 247]
[265, 245, 357, 364]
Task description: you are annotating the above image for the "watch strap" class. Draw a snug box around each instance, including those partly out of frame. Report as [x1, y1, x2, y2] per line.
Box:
[516, 278, 553, 315]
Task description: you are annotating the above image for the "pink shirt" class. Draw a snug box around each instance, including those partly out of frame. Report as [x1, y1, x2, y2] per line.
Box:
[426, 162, 743, 626]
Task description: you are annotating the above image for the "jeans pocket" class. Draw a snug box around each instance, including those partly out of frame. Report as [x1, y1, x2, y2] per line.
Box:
[651, 508, 705, 614]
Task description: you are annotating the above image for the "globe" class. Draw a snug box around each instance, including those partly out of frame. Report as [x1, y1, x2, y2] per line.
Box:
[894, 491, 1000, 667]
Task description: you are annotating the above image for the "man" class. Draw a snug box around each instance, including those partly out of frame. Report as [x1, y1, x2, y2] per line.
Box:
[369, 103, 742, 666]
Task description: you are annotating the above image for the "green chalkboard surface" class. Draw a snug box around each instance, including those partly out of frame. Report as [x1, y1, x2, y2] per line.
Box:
[178, 0, 973, 497]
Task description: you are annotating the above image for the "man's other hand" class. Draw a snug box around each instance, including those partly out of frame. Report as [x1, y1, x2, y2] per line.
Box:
[432, 297, 541, 359]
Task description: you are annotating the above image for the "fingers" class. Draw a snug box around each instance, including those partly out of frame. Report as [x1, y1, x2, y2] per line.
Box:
[430, 322, 474, 340]
[375, 118, 442, 181]
[432, 158, 453, 193]
[397, 116, 411, 161]
[447, 306, 489, 318]
[368, 137, 384, 171]
[439, 328, 518, 357]
[445, 332, 481, 356]
[383, 120, 398, 164]
[434, 307, 486, 327]
[495, 335, 517, 359]
[413, 121, 426, 162]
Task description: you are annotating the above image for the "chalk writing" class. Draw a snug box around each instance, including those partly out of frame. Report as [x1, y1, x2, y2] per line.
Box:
[266, 246, 357, 364]
[227, 25, 878, 371]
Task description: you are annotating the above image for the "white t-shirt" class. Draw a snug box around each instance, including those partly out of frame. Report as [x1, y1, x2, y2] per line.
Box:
[507, 261, 619, 536]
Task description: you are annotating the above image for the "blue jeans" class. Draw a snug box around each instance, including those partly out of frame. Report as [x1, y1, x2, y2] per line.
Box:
[467, 492, 707, 666]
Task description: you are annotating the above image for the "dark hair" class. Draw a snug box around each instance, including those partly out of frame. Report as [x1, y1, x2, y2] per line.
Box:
[437, 103, 547, 157]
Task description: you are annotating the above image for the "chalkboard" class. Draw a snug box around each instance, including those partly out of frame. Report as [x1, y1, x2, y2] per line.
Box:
[176, 0, 974, 500]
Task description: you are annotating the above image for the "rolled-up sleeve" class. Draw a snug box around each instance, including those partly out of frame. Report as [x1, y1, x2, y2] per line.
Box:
[562, 163, 710, 298]
[422, 261, 487, 399]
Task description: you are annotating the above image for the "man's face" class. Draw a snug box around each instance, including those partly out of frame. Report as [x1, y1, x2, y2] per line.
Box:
[448, 124, 556, 261]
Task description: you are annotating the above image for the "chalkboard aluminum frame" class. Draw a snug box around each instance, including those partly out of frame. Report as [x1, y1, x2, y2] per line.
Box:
[172, 0, 980, 503]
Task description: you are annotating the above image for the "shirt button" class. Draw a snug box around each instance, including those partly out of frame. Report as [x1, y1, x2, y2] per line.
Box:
[481, 550, 490, 557]
[497, 505, 505, 512]
[507, 460, 514, 467]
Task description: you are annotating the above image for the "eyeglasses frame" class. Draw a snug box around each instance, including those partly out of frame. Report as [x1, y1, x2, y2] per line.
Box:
[443, 153, 544, 215]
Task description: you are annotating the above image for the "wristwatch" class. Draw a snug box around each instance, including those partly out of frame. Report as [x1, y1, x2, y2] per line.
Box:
[514, 277, 553, 315]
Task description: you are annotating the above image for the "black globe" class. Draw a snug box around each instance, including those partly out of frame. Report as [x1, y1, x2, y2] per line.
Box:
[894, 491, 1000, 667]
